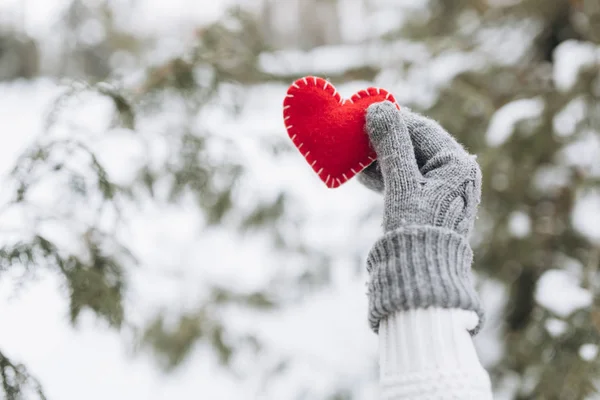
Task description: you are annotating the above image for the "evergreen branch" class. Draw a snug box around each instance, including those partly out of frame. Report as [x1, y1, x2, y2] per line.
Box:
[0, 349, 47, 400]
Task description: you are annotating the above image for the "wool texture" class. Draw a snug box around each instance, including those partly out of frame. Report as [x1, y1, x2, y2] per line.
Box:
[363, 102, 484, 334]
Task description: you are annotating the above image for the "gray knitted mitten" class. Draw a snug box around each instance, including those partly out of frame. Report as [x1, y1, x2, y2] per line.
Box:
[362, 101, 484, 334]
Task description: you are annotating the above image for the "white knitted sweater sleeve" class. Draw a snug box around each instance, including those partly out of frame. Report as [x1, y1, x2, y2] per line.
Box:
[379, 308, 493, 400]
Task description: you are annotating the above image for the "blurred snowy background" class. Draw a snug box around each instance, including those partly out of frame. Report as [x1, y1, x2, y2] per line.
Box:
[0, 0, 599, 399]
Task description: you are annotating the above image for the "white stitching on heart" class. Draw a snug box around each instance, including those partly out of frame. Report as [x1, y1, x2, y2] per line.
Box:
[283, 77, 396, 188]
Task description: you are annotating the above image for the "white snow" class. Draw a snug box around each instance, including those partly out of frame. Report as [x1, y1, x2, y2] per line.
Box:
[474, 279, 508, 368]
[553, 96, 587, 137]
[378, 48, 488, 108]
[579, 344, 599, 361]
[486, 98, 545, 147]
[477, 23, 539, 66]
[507, 211, 531, 238]
[259, 45, 373, 76]
[532, 165, 571, 194]
[535, 269, 593, 318]
[428, 51, 487, 87]
[544, 318, 568, 337]
[0, 0, 69, 36]
[1, 0, 235, 38]
[363, 8, 405, 38]
[572, 191, 600, 244]
[553, 40, 600, 92]
[117, 0, 238, 36]
[560, 130, 600, 176]
[0, 73, 381, 400]
[2, 1, 599, 399]
[486, 0, 522, 6]
[258, 40, 426, 78]
[78, 18, 107, 46]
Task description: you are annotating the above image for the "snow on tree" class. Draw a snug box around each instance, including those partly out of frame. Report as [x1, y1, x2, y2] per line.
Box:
[0, 0, 599, 399]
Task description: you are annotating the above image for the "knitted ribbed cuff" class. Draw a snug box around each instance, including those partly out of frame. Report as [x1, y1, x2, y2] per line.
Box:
[367, 226, 484, 335]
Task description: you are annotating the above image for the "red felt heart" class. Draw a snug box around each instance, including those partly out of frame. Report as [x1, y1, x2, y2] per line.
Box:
[283, 76, 399, 188]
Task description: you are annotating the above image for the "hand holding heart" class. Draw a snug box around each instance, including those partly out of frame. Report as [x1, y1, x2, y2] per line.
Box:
[282, 76, 399, 188]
